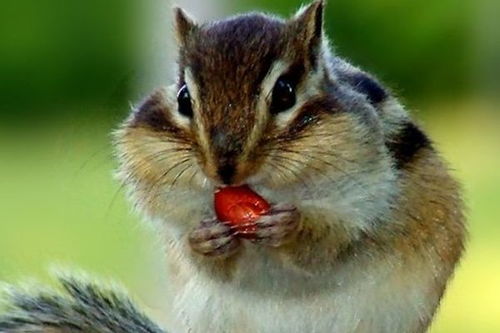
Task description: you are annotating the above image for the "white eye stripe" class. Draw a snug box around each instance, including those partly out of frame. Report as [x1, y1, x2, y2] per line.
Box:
[182, 67, 213, 164]
[242, 60, 290, 156]
[257, 60, 303, 129]
[257, 60, 324, 130]
[244, 60, 301, 154]
[184, 68, 202, 112]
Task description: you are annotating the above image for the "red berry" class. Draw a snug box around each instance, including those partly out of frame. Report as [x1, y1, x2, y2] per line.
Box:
[214, 185, 270, 235]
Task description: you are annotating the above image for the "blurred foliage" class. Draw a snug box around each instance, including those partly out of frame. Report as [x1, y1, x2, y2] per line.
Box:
[0, 0, 135, 122]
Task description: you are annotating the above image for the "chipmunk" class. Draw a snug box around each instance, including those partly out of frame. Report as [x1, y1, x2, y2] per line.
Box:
[0, 1, 465, 332]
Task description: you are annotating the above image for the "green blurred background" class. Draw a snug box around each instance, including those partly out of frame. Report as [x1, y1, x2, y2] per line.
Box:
[0, 0, 499, 331]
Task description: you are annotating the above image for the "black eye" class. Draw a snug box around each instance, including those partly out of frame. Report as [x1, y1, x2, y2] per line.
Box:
[270, 78, 296, 114]
[177, 84, 193, 118]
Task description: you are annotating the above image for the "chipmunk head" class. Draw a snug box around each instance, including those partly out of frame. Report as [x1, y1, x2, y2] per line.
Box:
[116, 1, 401, 218]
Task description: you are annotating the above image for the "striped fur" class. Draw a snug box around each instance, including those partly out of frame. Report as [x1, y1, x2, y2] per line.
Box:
[0, 273, 166, 333]
[110, 1, 466, 332]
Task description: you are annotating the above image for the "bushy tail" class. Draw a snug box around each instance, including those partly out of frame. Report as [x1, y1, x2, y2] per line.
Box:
[0, 273, 167, 333]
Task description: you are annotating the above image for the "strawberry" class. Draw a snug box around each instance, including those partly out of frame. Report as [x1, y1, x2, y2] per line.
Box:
[214, 185, 270, 235]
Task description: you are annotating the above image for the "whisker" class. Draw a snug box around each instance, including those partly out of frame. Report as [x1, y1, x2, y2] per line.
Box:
[277, 146, 356, 164]
[282, 149, 372, 182]
[262, 148, 383, 202]
[187, 166, 199, 188]
[143, 162, 194, 205]
[75, 145, 113, 179]
[115, 136, 190, 146]
[267, 157, 313, 192]
[143, 158, 192, 206]
[169, 163, 193, 189]
[270, 153, 335, 184]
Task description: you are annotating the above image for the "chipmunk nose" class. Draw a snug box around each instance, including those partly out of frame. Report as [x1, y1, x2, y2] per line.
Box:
[211, 129, 242, 185]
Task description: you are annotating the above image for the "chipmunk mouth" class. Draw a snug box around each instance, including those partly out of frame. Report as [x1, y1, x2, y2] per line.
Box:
[217, 161, 236, 185]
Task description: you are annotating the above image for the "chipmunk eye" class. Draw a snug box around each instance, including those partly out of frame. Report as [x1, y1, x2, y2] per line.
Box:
[270, 78, 296, 114]
[177, 84, 193, 118]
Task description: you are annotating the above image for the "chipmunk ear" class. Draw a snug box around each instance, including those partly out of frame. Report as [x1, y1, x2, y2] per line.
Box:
[173, 7, 198, 46]
[290, 1, 325, 68]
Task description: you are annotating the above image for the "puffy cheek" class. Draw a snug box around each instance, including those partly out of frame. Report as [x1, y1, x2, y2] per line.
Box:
[268, 115, 383, 186]
[117, 129, 190, 186]
[350, 115, 387, 163]
[325, 111, 385, 160]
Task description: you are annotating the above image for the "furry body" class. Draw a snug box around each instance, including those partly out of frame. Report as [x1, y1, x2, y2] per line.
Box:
[0, 2, 465, 332]
[123, 117, 463, 333]
[115, 2, 465, 332]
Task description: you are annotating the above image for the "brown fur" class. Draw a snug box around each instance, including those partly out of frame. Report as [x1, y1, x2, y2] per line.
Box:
[114, 1, 466, 332]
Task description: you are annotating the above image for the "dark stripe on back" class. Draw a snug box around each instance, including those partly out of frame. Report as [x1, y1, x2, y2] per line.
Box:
[386, 122, 432, 169]
[342, 72, 388, 105]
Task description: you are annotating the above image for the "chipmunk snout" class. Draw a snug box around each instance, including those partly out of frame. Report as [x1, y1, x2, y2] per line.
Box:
[210, 129, 244, 185]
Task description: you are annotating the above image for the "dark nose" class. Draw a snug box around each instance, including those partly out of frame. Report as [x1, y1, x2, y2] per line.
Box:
[211, 128, 242, 185]
[218, 162, 236, 185]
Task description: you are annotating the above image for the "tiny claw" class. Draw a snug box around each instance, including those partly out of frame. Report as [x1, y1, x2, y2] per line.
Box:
[250, 203, 301, 247]
[188, 217, 241, 257]
[235, 228, 258, 239]
[223, 222, 243, 232]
